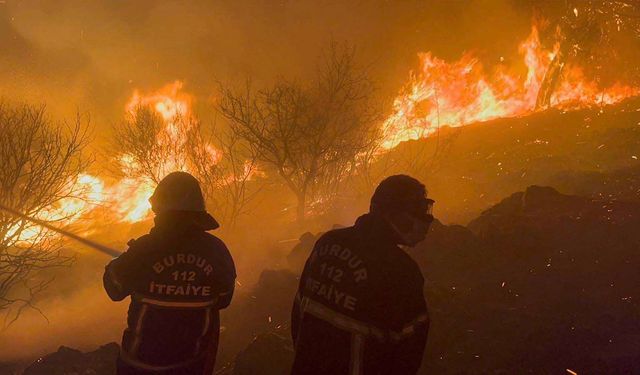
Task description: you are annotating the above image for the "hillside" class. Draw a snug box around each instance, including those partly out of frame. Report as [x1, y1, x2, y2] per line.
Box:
[10, 186, 639, 374]
[381, 97, 640, 224]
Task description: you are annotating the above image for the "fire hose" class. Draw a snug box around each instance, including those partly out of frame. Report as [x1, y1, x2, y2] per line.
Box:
[0, 203, 122, 257]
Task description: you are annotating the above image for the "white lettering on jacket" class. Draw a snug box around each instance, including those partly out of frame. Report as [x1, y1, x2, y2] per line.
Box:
[152, 253, 214, 276]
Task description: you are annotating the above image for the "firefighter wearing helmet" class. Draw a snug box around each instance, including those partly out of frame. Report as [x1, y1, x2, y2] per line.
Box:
[291, 175, 433, 375]
[103, 172, 236, 374]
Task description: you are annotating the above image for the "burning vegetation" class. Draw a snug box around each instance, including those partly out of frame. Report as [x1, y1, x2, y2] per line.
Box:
[7, 16, 640, 238]
[382, 21, 640, 149]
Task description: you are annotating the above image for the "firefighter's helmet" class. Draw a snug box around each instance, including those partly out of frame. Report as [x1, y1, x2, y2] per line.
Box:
[149, 172, 219, 230]
[370, 175, 434, 221]
[150, 171, 207, 213]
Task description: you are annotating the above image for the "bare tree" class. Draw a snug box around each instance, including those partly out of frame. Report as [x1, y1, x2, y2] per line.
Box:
[534, 1, 640, 109]
[113, 106, 194, 184]
[217, 42, 381, 222]
[188, 124, 262, 229]
[114, 105, 262, 228]
[0, 102, 89, 325]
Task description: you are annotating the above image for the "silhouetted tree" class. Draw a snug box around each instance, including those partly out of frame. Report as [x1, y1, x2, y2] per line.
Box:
[188, 125, 262, 229]
[217, 42, 381, 222]
[534, 1, 640, 109]
[115, 105, 262, 227]
[0, 102, 88, 325]
[114, 106, 195, 184]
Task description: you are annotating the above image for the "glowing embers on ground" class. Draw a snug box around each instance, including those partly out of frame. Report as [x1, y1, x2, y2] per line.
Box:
[381, 24, 640, 149]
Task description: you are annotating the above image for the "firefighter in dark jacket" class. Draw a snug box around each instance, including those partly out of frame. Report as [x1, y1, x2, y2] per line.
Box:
[103, 172, 236, 375]
[291, 175, 434, 375]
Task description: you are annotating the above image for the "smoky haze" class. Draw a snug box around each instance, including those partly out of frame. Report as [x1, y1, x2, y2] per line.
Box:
[0, 0, 531, 138]
[0, 0, 536, 363]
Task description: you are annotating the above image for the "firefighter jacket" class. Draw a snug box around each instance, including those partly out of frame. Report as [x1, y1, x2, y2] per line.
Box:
[103, 212, 236, 373]
[291, 213, 429, 375]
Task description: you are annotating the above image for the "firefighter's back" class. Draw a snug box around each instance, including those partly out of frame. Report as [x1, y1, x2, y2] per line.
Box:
[103, 172, 236, 375]
[292, 213, 429, 375]
[118, 228, 234, 369]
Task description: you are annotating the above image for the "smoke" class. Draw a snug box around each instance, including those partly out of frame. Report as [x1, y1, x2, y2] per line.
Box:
[0, 0, 531, 133]
[0, 0, 535, 363]
[0, 254, 126, 361]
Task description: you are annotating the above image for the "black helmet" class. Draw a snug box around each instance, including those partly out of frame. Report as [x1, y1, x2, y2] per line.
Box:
[370, 175, 434, 221]
[149, 172, 219, 229]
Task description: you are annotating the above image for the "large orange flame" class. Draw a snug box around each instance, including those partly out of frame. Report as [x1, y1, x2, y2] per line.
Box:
[381, 24, 640, 149]
[113, 81, 221, 223]
[5, 81, 202, 247]
[5, 173, 105, 244]
[115, 81, 198, 222]
[7, 22, 640, 245]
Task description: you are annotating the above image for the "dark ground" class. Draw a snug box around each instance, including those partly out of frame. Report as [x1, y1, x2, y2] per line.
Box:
[9, 185, 640, 375]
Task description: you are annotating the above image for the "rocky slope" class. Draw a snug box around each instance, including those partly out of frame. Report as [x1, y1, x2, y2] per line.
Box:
[378, 97, 640, 224]
[20, 344, 118, 375]
[8, 186, 640, 374]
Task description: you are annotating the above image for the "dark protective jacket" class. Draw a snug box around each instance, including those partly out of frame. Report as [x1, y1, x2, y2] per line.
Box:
[103, 212, 236, 374]
[291, 213, 429, 375]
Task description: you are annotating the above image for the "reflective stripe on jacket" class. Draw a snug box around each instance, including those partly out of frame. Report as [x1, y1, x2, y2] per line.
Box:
[103, 213, 236, 372]
[291, 213, 429, 375]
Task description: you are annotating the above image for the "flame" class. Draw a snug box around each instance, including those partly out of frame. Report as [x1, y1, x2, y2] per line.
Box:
[125, 80, 196, 175]
[4, 81, 204, 247]
[126, 80, 192, 122]
[10, 21, 640, 243]
[112, 80, 223, 223]
[205, 144, 224, 166]
[115, 81, 198, 222]
[381, 23, 640, 149]
[109, 177, 155, 223]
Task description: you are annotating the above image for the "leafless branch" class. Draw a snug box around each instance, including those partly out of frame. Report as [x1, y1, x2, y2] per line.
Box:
[0, 101, 86, 323]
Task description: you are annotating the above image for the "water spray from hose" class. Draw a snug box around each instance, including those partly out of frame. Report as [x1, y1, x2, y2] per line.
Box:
[0, 203, 122, 257]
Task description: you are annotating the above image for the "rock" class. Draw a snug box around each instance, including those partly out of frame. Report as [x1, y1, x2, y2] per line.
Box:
[231, 332, 293, 375]
[22, 343, 118, 375]
[415, 186, 640, 374]
[216, 269, 298, 371]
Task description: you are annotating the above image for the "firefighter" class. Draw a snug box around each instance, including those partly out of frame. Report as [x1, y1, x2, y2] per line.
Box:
[287, 232, 317, 272]
[103, 172, 236, 375]
[291, 175, 434, 375]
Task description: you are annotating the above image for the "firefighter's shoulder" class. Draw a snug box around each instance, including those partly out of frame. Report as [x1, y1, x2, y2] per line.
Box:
[122, 234, 155, 257]
[126, 234, 153, 248]
[198, 231, 230, 251]
[197, 232, 236, 271]
[314, 225, 351, 246]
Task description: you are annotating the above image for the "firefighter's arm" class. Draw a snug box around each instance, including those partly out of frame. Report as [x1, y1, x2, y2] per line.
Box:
[392, 273, 430, 374]
[393, 307, 429, 374]
[291, 291, 302, 342]
[214, 240, 236, 309]
[102, 239, 138, 301]
[291, 248, 314, 342]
